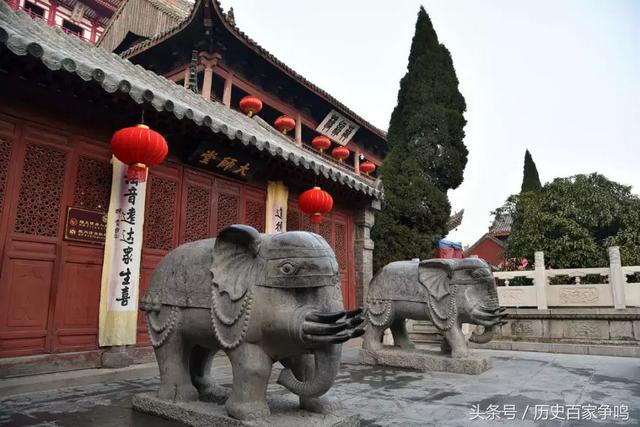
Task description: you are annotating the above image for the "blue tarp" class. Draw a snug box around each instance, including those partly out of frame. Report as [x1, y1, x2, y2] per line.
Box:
[437, 239, 463, 250]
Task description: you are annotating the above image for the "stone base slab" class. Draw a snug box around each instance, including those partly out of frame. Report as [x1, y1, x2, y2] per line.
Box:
[359, 347, 492, 375]
[470, 340, 640, 357]
[132, 392, 360, 427]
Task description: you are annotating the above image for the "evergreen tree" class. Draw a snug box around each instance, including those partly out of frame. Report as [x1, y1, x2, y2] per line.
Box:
[520, 149, 542, 192]
[372, 7, 467, 272]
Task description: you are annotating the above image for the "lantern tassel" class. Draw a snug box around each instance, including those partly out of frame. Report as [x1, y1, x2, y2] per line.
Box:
[310, 213, 322, 224]
[127, 163, 148, 182]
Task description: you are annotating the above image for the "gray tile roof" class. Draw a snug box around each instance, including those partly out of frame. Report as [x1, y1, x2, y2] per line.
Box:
[113, 0, 388, 142]
[0, 2, 381, 199]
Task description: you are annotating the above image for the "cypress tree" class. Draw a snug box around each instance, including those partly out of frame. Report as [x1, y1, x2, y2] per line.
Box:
[372, 7, 467, 272]
[520, 149, 542, 192]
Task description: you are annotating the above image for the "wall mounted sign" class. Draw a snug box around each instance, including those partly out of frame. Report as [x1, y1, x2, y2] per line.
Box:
[187, 141, 264, 181]
[64, 207, 107, 244]
[316, 109, 360, 146]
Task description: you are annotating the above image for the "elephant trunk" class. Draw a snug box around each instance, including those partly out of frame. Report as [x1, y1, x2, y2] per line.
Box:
[277, 344, 342, 397]
[469, 325, 497, 344]
[469, 284, 506, 344]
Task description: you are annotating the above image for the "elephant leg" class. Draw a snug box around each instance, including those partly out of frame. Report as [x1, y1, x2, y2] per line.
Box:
[390, 319, 415, 350]
[362, 325, 384, 351]
[281, 354, 342, 414]
[155, 331, 199, 402]
[440, 337, 452, 354]
[443, 326, 470, 358]
[190, 346, 226, 402]
[225, 343, 273, 420]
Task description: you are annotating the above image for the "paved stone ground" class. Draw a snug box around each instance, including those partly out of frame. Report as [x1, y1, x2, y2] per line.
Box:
[1, 346, 638, 426]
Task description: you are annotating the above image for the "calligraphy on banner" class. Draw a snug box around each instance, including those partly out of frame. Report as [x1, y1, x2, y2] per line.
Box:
[316, 109, 360, 146]
[98, 157, 147, 346]
[188, 141, 263, 181]
[265, 181, 288, 234]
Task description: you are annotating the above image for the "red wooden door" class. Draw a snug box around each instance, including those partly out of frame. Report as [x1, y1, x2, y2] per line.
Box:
[0, 119, 73, 357]
[51, 140, 111, 353]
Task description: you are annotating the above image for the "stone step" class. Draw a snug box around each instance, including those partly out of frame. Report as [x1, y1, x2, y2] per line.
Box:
[408, 320, 442, 344]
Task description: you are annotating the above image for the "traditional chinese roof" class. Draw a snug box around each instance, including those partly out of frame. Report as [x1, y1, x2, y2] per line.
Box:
[0, 3, 381, 199]
[446, 209, 464, 232]
[98, 0, 388, 143]
[97, 0, 192, 51]
[489, 211, 513, 237]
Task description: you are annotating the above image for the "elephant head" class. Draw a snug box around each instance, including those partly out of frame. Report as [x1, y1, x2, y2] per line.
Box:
[211, 225, 364, 397]
[419, 258, 507, 343]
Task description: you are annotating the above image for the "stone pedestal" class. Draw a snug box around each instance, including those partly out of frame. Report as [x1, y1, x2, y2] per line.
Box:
[101, 345, 131, 368]
[132, 392, 360, 427]
[359, 347, 492, 375]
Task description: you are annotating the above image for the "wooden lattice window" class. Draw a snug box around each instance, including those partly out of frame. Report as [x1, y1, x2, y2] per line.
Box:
[73, 156, 111, 211]
[334, 222, 347, 268]
[14, 144, 66, 237]
[0, 138, 11, 216]
[144, 175, 177, 251]
[216, 193, 239, 234]
[244, 199, 265, 232]
[184, 184, 210, 242]
[286, 207, 301, 232]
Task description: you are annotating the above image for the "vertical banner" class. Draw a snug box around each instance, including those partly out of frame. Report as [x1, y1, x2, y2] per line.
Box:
[265, 181, 288, 234]
[99, 156, 147, 346]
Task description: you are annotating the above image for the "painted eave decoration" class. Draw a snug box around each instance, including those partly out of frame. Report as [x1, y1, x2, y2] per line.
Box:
[0, 3, 381, 199]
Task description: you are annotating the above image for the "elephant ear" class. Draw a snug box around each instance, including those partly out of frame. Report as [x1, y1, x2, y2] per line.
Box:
[418, 259, 457, 331]
[418, 259, 454, 301]
[211, 224, 263, 301]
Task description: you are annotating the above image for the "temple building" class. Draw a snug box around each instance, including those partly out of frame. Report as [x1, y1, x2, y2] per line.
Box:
[0, 0, 386, 363]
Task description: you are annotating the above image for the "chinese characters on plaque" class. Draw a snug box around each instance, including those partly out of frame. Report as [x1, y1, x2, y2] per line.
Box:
[189, 141, 261, 181]
[316, 109, 360, 146]
[64, 207, 107, 244]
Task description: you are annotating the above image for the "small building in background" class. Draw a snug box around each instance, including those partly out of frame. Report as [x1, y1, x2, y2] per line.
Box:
[465, 211, 512, 269]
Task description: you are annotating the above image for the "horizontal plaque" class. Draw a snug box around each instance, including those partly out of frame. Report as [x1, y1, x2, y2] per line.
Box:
[64, 206, 107, 244]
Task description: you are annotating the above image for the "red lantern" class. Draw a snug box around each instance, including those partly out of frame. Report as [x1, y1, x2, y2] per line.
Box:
[299, 187, 333, 224]
[331, 146, 350, 162]
[274, 115, 295, 135]
[239, 96, 262, 117]
[111, 124, 168, 182]
[360, 160, 376, 175]
[311, 136, 331, 153]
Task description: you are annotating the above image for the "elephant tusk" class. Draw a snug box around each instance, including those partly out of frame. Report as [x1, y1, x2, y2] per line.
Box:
[345, 308, 363, 319]
[346, 316, 365, 328]
[303, 321, 349, 335]
[306, 310, 346, 323]
[304, 331, 351, 345]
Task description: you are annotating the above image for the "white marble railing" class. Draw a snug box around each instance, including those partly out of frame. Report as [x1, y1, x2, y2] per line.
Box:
[494, 247, 640, 309]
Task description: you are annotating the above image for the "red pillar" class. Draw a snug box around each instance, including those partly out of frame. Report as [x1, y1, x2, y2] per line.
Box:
[47, 0, 58, 27]
[89, 22, 98, 44]
[8, 0, 20, 11]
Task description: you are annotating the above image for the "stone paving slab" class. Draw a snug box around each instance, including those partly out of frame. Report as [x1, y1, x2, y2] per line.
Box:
[360, 347, 492, 374]
[1, 346, 639, 426]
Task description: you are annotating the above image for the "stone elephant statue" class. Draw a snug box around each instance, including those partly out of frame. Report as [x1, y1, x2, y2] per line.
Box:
[140, 224, 364, 420]
[363, 258, 507, 358]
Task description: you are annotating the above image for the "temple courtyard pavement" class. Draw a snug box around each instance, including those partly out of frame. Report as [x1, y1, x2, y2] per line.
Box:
[1, 345, 638, 426]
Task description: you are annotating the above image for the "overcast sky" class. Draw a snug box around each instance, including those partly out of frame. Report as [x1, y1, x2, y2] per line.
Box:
[219, 0, 639, 246]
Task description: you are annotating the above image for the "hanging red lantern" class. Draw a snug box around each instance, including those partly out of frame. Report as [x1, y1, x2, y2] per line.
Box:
[311, 136, 331, 153]
[274, 115, 296, 135]
[360, 160, 376, 175]
[239, 96, 263, 117]
[111, 124, 168, 182]
[299, 187, 333, 224]
[331, 146, 350, 162]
